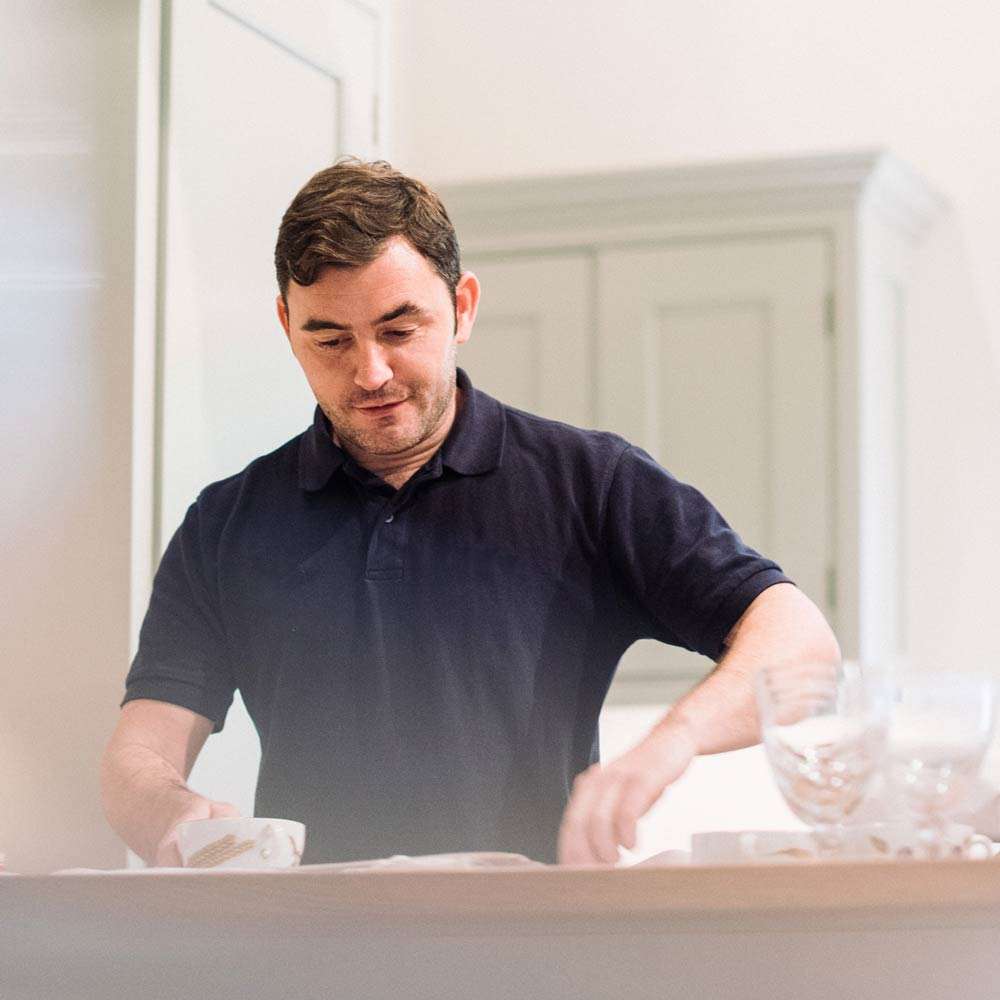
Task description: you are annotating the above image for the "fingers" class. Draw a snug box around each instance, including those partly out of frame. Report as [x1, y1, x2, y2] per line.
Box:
[583, 772, 628, 865]
[558, 729, 698, 865]
[558, 766, 634, 866]
[615, 775, 661, 852]
[153, 832, 183, 867]
[151, 797, 239, 866]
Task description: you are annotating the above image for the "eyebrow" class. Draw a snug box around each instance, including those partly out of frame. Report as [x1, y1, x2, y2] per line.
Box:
[300, 301, 426, 333]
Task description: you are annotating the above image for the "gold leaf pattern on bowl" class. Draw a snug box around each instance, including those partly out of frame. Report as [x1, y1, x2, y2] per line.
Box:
[186, 834, 257, 868]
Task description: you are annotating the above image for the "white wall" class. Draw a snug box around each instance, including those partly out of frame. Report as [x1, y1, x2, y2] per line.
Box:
[390, 0, 1000, 680]
[0, 1, 138, 874]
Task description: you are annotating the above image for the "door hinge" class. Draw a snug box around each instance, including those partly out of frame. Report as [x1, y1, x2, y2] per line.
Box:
[824, 291, 836, 337]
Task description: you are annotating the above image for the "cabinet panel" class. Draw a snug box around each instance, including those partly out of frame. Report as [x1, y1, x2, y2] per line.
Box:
[644, 301, 772, 550]
[598, 237, 833, 692]
[459, 253, 593, 426]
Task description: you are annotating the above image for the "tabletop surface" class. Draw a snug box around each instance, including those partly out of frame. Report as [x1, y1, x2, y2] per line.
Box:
[6, 857, 1000, 924]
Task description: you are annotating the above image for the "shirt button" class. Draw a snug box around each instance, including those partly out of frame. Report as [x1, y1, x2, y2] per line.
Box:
[384, 513, 394, 524]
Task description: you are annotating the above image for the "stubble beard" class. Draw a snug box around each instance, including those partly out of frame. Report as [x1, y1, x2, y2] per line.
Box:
[322, 340, 459, 458]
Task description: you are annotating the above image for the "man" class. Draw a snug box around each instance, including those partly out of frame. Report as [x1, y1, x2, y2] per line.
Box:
[101, 159, 839, 868]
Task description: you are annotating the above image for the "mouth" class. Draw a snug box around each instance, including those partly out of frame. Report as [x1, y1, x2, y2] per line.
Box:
[354, 399, 406, 416]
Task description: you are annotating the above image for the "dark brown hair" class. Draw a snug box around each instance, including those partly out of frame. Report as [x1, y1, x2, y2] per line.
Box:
[274, 157, 461, 304]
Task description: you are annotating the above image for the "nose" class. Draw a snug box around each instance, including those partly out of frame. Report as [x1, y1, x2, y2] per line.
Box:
[353, 343, 393, 392]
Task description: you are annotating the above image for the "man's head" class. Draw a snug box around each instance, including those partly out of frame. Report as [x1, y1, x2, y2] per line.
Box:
[274, 159, 479, 468]
[274, 157, 462, 308]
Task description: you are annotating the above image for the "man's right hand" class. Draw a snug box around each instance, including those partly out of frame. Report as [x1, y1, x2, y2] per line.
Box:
[101, 699, 235, 866]
[152, 791, 241, 867]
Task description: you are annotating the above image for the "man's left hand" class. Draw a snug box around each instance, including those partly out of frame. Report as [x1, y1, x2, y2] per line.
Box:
[557, 719, 698, 865]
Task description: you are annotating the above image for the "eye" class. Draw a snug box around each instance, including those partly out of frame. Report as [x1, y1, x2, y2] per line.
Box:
[383, 328, 414, 341]
[316, 337, 345, 350]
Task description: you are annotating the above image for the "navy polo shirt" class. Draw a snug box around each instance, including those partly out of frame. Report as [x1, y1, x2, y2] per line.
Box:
[124, 368, 790, 863]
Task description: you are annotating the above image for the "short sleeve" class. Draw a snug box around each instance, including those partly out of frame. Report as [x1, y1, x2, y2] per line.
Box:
[122, 498, 236, 732]
[603, 445, 792, 660]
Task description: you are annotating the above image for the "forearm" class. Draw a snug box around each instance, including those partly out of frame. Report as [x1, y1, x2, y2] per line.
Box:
[100, 739, 198, 863]
[558, 584, 838, 864]
[650, 583, 840, 755]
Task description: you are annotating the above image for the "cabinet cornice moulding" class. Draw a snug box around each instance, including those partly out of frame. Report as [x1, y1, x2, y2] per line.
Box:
[441, 150, 947, 245]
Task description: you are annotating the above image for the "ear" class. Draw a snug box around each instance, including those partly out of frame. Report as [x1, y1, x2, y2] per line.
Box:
[453, 271, 480, 345]
[276, 294, 291, 341]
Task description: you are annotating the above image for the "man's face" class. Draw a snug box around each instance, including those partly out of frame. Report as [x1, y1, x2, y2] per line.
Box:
[277, 237, 479, 461]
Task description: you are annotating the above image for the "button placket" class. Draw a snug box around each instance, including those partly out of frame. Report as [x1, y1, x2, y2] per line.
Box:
[364, 502, 405, 581]
[362, 466, 438, 581]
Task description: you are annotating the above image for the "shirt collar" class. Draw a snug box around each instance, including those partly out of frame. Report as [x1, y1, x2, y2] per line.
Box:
[298, 367, 505, 492]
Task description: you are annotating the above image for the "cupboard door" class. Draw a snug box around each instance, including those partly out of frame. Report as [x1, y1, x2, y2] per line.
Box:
[458, 253, 593, 426]
[597, 237, 832, 700]
[159, 0, 383, 554]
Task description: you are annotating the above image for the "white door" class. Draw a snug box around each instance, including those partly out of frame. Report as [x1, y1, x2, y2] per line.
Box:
[155, 0, 384, 818]
[597, 236, 833, 699]
[459, 253, 593, 425]
[159, 0, 384, 552]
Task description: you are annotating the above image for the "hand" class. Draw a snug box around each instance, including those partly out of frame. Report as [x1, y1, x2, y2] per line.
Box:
[152, 792, 240, 867]
[557, 720, 698, 866]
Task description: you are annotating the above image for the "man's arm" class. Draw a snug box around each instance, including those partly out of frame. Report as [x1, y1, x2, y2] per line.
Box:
[557, 582, 840, 865]
[100, 699, 239, 866]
